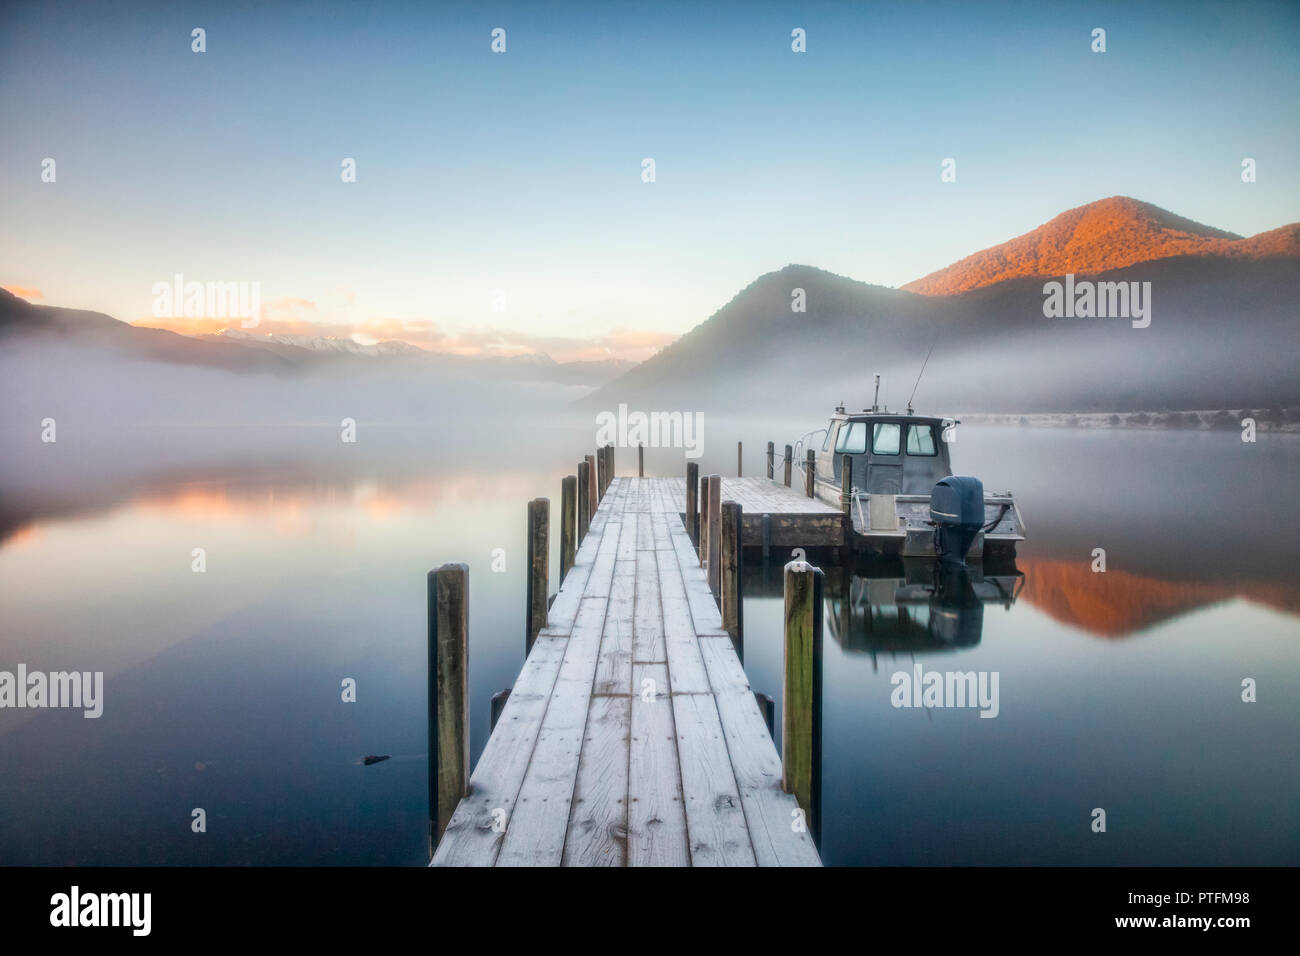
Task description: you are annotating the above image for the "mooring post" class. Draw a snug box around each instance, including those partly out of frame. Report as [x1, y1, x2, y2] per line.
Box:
[560, 475, 576, 579]
[767, 441, 775, 480]
[577, 460, 592, 543]
[428, 563, 469, 852]
[707, 475, 722, 597]
[698, 474, 711, 562]
[490, 688, 511, 730]
[595, 450, 606, 502]
[805, 449, 815, 498]
[638, 442, 644, 477]
[782, 560, 823, 845]
[721, 499, 744, 660]
[840, 455, 853, 516]
[526, 498, 549, 654]
[755, 692, 775, 737]
[586, 454, 598, 513]
[784, 444, 793, 487]
[602, 444, 614, 495]
[686, 461, 700, 548]
[737, 441, 743, 477]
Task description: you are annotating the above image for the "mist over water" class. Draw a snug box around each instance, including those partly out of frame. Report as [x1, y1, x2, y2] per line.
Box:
[1, 375, 1296, 865]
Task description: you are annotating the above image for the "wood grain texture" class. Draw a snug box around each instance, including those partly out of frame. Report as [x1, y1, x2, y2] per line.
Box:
[432, 476, 822, 867]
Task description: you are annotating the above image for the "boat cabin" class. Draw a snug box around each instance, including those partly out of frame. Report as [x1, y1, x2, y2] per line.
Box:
[814, 409, 955, 495]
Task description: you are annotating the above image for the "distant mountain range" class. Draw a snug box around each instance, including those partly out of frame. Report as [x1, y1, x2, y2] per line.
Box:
[0, 291, 632, 387]
[4, 195, 1297, 414]
[587, 196, 1299, 415]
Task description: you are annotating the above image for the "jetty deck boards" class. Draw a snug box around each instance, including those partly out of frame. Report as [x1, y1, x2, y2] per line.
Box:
[665, 476, 845, 547]
[431, 476, 822, 867]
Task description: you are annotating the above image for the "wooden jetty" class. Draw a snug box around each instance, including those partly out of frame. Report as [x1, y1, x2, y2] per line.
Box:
[430, 463, 825, 867]
[660, 476, 844, 548]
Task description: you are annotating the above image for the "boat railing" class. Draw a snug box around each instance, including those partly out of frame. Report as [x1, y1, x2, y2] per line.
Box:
[792, 428, 827, 471]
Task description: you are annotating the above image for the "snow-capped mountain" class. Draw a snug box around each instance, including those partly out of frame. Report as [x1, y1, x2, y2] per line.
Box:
[215, 328, 427, 357]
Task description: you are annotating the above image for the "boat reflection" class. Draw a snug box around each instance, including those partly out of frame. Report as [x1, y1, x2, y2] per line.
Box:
[825, 559, 1021, 663]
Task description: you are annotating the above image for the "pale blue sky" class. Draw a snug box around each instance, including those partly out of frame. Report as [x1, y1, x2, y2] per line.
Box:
[2, 0, 1297, 358]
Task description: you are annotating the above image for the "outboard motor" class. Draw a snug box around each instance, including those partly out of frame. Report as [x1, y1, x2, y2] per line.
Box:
[930, 476, 984, 566]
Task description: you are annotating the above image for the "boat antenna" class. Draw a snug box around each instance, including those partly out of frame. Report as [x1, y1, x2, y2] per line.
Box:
[906, 340, 937, 415]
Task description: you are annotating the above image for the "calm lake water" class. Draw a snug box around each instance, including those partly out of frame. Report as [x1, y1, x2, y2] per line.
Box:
[1, 423, 1296, 865]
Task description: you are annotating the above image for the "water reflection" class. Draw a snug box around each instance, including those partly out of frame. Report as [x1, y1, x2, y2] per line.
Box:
[824, 558, 1024, 659]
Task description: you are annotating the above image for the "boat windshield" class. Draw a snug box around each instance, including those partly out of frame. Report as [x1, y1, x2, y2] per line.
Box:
[907, 424, 938, 456]
[835, 421, 867, 454]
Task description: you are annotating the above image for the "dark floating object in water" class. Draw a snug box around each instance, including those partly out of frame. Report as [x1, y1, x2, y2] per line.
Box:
[362, 755, 391, 766]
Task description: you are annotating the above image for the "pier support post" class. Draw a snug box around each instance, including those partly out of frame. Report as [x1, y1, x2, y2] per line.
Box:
[767, 441, 775, 480]
[784, 444, 793, 487]
[686, 461, 699, 548]
[586, 454, 598, 514]
[805, 450, 815, 498]
[782, 560, 823, 845]
[840, 455, 853, 515]
[638, 442, 644, 477]
[429, 563, 469, 850]
[603, 444, 614, 495]
[526, 498, 549, 655]
[698, 474, 711, 562]
[560, 475, 576, 579]
[577, 460, 592, 543]
[490, 688, 511, 730]
[737, 441, 743, 477]
[595, 449, 606, 502]
[721, 500, 744, 660]
[707, 475, 722, 597]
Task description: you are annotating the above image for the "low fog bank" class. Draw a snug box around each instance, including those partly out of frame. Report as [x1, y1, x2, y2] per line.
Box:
[0, 338, 602, 534]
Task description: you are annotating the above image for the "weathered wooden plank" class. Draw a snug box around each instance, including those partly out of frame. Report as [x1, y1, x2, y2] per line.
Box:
[496, 596, 609, 866]
[656, 547, 712, 695]
[628, 662, 689, 866]
[593, 571, 634, 696]
[672, 692, 756, 866]
[430, 635, 568, 866]
[562, 694, 630, 866]
[496, 518, 624, 865]
[698, 636, 821, 866]
[632, 545, 666, 663]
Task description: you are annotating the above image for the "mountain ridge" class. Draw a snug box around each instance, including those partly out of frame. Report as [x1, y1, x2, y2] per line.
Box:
[902, 196, 1299, 296]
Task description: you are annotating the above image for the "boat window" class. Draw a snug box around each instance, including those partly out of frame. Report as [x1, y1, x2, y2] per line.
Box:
[822, 423, 836, 452]
[872, 422, 901, 455]
[906, 424, 938, 456]
[835, 422, 867, 455]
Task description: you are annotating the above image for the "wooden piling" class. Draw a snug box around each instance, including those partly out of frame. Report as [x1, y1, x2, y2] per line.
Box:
[698, 474, 711, 561]
[685, 461, 699, 548]
[840, 455, 853, 515]
[429, 563, 469, 849]
[595, 449, 606, 502]
[577, 460, 592, 542]
[720, 499, 743, 660]
[782, 560, 823, 844]
[737, 441, 743, 477]
[707, 475, 722, 597]
[783, 444, 793, 487]
[526, 497, 549, 654]
[586, 454, 598, 513]
[805, 450, 815, 498]
[560, 475, 576, 579]
[638, 442, 644, 477]
[490, 688, 511, 730]
[767, 441, 775, 480]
